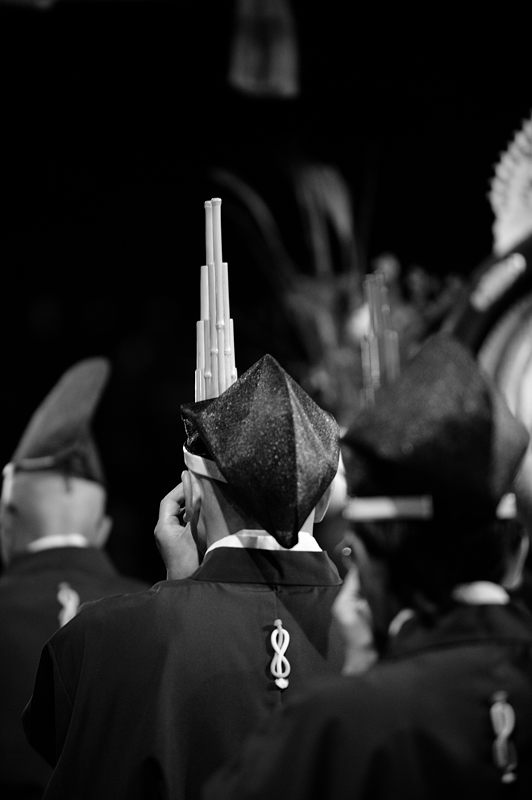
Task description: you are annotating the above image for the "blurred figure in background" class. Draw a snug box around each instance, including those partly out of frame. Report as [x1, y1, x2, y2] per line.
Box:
[443, 109, 532, 613]
[204, 333, 532, 800]
[0, 357, 148, 800]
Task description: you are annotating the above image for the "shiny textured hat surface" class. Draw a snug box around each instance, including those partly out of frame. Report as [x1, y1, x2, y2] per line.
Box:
[341, 333, 529, 519]
[6, 357, 111, 487]
[181, 353, 340, 547]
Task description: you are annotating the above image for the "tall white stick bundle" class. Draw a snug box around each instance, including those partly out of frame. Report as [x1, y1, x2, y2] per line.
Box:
[360, 272, 400, 406]
[211, 198, 227, 393]
[194, 197, 238, 401]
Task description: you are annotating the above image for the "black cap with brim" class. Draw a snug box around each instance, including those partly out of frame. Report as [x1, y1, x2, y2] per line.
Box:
[6, 357, 111, 487]
[181, 353, 340, 548]
[341, 334, 529, 521]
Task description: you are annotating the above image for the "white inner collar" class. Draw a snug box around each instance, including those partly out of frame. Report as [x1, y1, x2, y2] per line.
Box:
[27, 534, 90, 553]
[451, 581, 510, 605]
[205, 530, 322, 555]
[388, 581, 510, 637]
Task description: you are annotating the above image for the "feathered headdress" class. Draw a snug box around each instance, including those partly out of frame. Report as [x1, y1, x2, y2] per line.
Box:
[489, 111, 532, 255]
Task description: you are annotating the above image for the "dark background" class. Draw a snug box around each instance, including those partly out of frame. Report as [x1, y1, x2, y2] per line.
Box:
[1, 0, 531, 582]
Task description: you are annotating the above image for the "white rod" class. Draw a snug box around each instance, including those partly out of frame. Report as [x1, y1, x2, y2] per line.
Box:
[211, 197, 223, 265]
[205, 200, 213, 267]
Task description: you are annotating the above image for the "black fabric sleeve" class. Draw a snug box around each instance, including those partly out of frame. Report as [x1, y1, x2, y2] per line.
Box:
[22, 642, 73, 767]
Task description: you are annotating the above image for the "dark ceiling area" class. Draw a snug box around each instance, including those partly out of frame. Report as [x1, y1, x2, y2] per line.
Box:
[1, 1, 531, 581]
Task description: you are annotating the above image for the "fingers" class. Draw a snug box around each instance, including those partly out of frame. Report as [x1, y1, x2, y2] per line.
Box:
[333, 564, 377, 676]
[343, 567, 363, 603]
[332, 567, 366, 627]
[154, 483, 186, 554]
[181, 471, 193, 524]
[153, 471, 201, 580]
[158, 481, 185, 524]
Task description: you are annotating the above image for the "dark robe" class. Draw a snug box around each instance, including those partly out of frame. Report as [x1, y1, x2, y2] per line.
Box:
[22, 546, 343, 800]
[0, 547, 148, 800]
[204, 601, 532, 800]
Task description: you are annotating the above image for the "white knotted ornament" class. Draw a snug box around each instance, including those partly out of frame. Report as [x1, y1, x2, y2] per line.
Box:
[490, 690, 517, 783]
[57, 581, 81, 628]
[270, 618, 291, 690]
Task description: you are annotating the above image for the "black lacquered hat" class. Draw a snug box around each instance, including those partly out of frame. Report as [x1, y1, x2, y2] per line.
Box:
[181, 353, 340, 547]
[341, 334, 529, 521]
[2, 358, 111, 497]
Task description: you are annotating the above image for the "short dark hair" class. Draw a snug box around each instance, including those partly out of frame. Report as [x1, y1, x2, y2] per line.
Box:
[353, 517, 525, 609]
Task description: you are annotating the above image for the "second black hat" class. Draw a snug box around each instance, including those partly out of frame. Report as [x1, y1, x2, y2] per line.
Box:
[341, 334, 529, 520]
[4, 357, 111, 489]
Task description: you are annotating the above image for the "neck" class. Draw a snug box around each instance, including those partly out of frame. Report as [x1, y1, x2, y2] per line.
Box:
[195, 476, 317, 550]
[200, 506, 315, 551]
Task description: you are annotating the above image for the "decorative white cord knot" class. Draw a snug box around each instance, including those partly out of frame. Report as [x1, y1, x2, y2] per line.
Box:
[490, 691, 517, 783]
[57, 582, 81, 628]
[270, 618, 291, 690]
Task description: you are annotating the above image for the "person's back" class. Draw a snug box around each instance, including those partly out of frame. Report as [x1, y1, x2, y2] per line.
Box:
[22, 353, 344, 800]
[203, 333, 532, 800]
[0, 358, 147, 800]
[203, 599, 532, 800]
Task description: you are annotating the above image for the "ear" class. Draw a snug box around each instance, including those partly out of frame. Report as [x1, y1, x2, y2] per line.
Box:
[94, 514, 113, 548]
[315, 483, 334, 523]
[320, 455, 348, 518]
[504, 530, 530, 590]
[515, 446, 532, 532]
